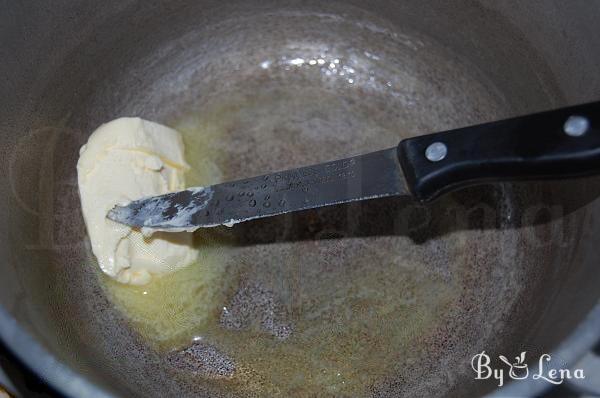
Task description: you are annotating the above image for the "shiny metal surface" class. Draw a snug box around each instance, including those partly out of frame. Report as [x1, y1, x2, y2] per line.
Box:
[109, 148, 407, 229]
[0, 1, 599, 397]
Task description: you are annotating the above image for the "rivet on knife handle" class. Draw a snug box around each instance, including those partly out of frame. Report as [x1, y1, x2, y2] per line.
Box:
[108, 101, 600, 229]
[397, 101, 600, 201]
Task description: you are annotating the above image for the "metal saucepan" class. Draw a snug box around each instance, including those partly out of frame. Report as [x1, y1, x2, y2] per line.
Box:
[1, 1, 599, 397]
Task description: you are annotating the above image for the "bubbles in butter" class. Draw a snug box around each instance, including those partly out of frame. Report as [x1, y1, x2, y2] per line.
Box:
[100, 113, 462, 397]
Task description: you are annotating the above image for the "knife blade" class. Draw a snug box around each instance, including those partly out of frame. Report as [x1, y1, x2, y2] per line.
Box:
[107, 101, 600, 231]
[107, 147, 408, 231]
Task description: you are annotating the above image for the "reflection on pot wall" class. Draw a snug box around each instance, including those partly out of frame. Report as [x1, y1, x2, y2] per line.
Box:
[0, 1, 599, 397]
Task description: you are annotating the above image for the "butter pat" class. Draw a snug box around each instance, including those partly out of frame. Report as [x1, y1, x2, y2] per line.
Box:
[77, 117, 198, 285]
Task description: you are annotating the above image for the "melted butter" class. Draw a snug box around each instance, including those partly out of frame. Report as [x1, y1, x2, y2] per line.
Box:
[103, 234, 233, 351]
[103, 117, 235, 350]
[101, 106, 463, 396]
[204, 270, 457, 396]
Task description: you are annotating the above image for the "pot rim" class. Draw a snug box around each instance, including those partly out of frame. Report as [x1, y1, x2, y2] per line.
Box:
[0, 306, 113, 398]
[0, 302, 599, 397]
[486, 301, 600, 397]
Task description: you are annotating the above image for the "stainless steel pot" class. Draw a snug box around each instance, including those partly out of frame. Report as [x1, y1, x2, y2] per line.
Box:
[1, 1, 599, 397]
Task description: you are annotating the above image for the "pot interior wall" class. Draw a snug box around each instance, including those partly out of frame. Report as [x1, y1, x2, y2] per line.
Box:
[1, 1, 599, 397]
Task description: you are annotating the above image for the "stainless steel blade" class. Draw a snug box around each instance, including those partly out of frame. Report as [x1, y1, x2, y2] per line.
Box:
[107, 147, 408, 230]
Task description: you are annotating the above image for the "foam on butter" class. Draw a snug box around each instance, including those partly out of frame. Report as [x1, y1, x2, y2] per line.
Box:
[77, 117, 198, 285]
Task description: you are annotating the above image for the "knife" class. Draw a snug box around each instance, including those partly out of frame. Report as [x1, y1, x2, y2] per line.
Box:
[107, 101, 600, 231]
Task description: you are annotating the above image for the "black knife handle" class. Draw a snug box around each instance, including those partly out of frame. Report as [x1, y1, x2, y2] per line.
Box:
[398, 101, 600, 201]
